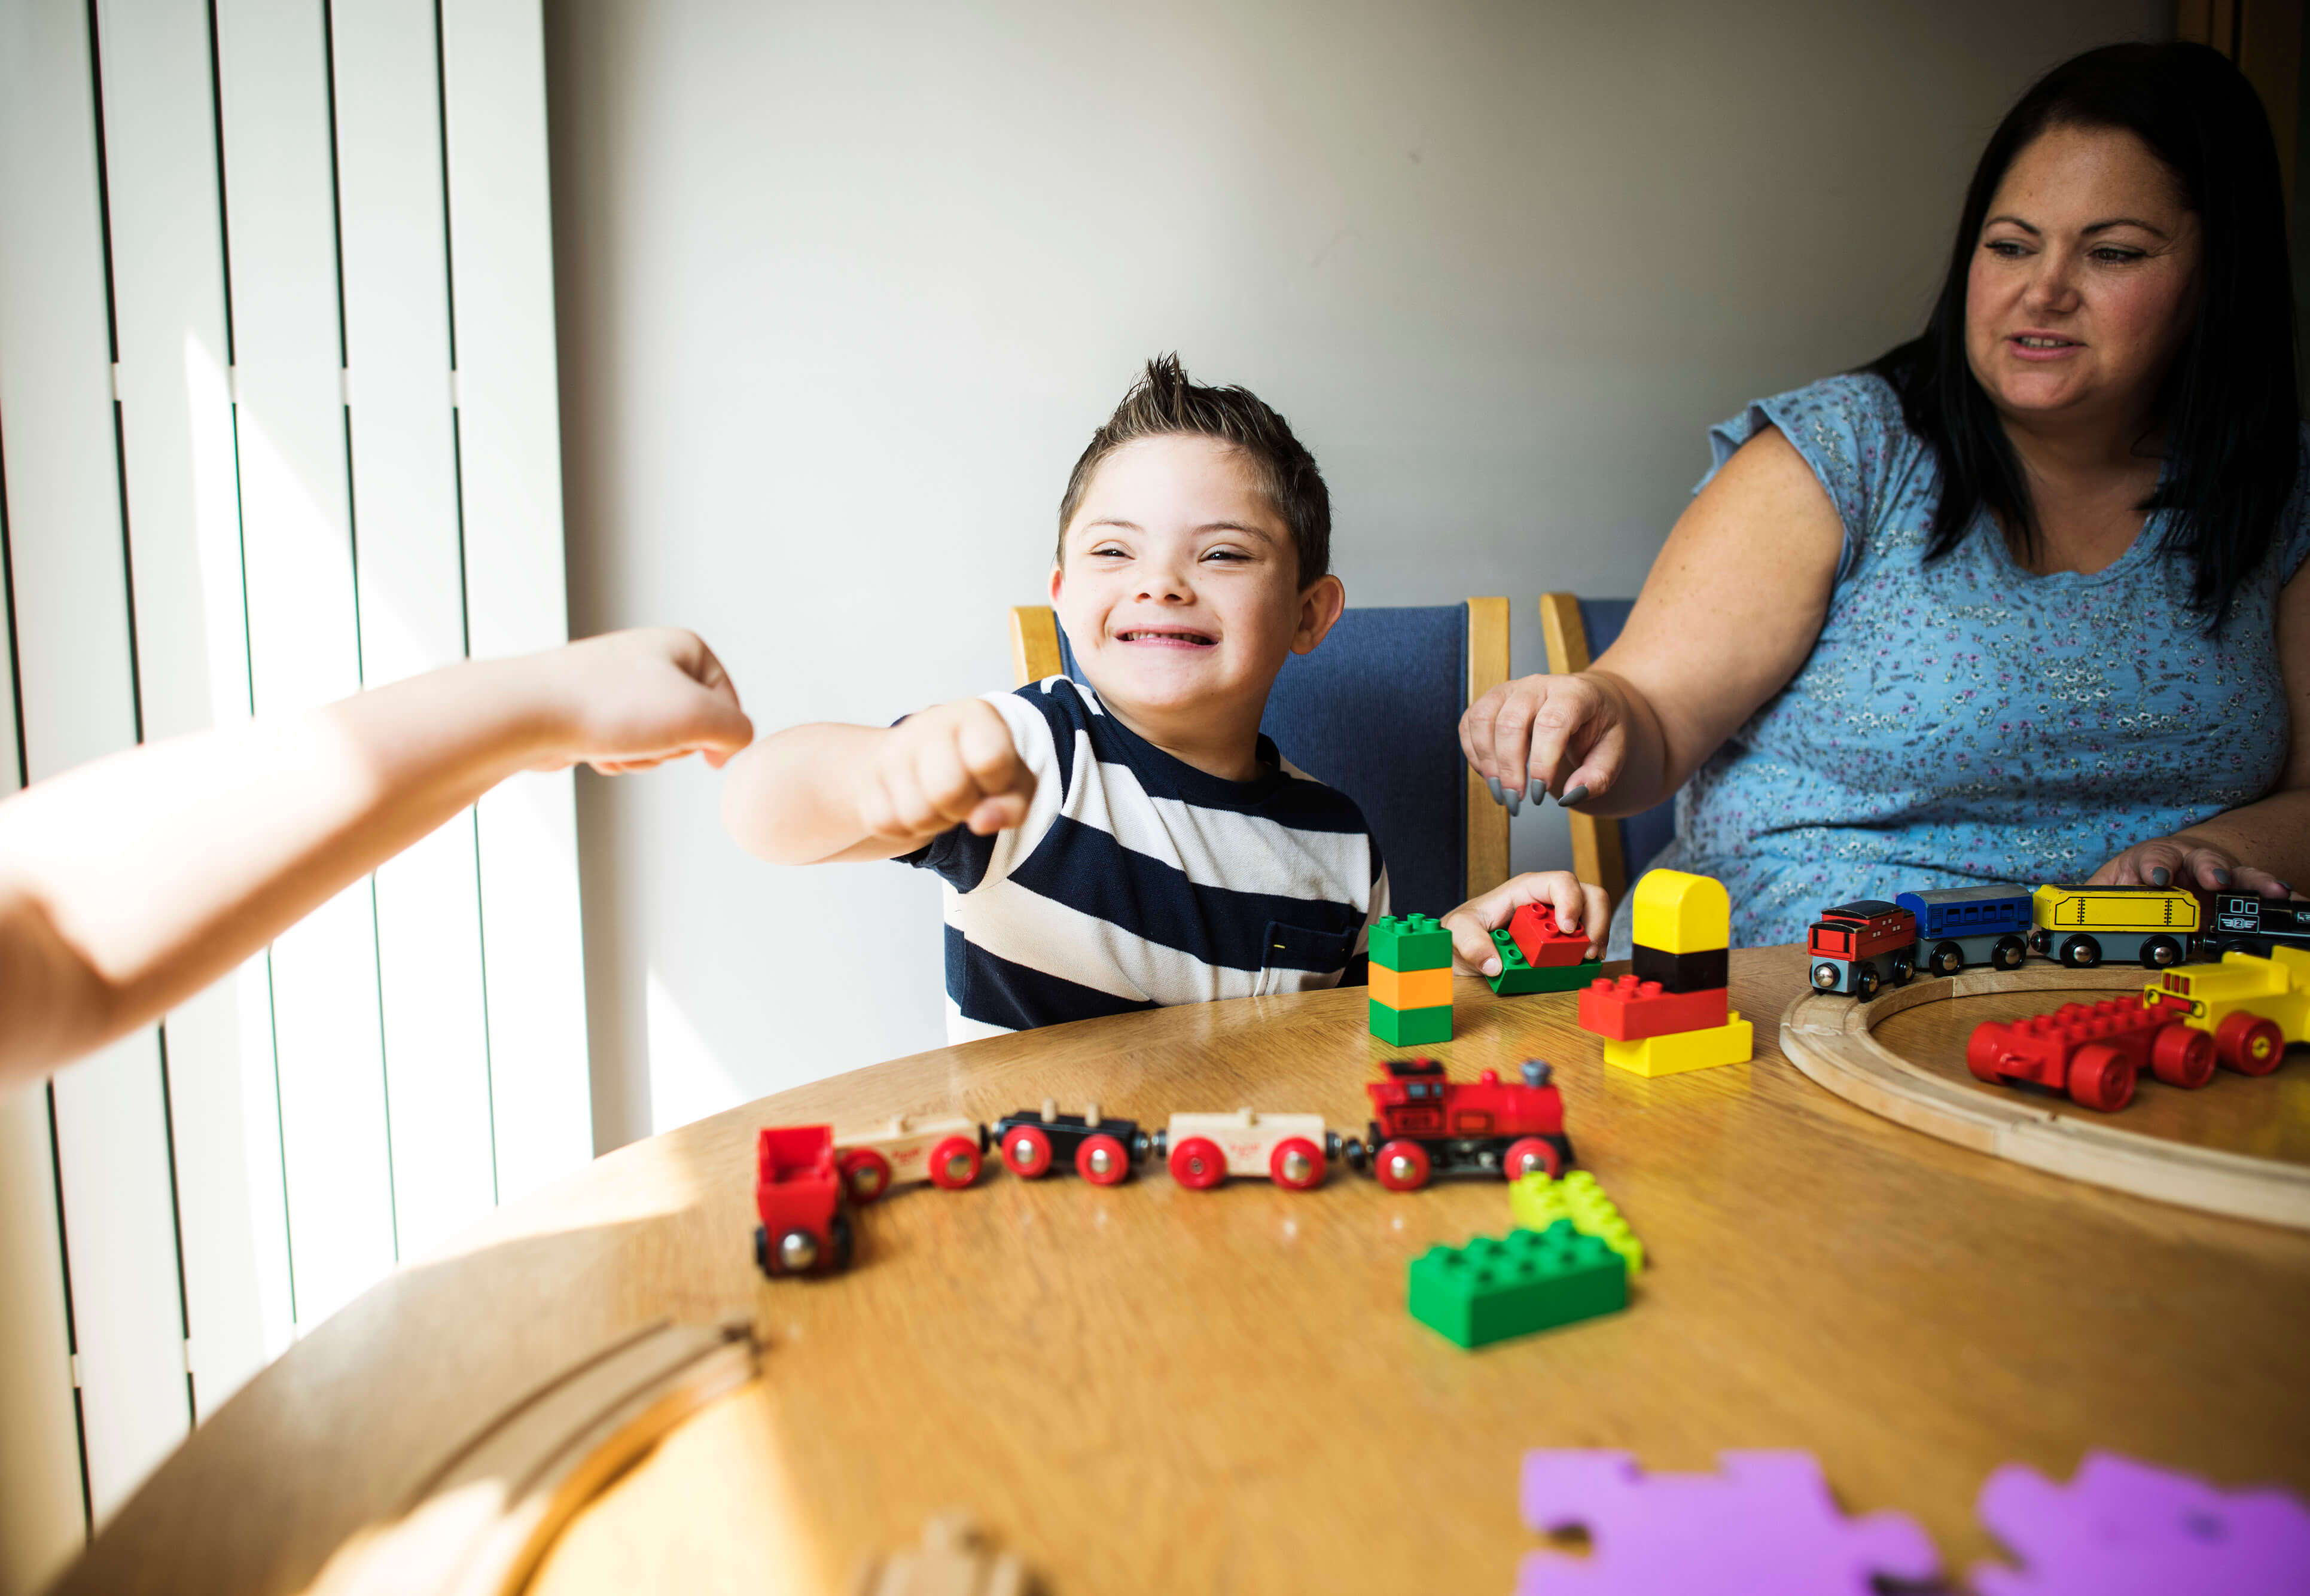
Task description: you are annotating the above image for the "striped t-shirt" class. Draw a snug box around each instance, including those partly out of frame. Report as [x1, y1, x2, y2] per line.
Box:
[902, 676, 1388, 1042]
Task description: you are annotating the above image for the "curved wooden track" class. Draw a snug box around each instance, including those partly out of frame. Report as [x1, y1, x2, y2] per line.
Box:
[1778, 965, 2310, 1231]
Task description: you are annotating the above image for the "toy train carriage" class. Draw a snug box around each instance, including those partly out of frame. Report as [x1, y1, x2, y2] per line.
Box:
[993, 1100, 1150, 1186]
[2143, 947, 2310, 1076]
[2029, 883, 2199, 969]
[833, 1113, 990, 1203]
[1805, 901, 1918, 999]
[1157, 1108, 1349, 1191]
[754, 1124, 854, 1277]
[1894, 885, 2033, 975]
[1364, 1058, 1573, 1192]
[1967, 997, 2215, 1112]
[2203, 892, 2310, 960]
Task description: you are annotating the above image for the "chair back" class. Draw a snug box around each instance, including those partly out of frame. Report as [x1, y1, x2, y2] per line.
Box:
[1537, 594, 1680, 903]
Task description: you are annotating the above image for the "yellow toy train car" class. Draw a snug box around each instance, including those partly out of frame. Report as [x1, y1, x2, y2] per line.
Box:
[2030, 884, 2200, 970]
[2143, 947, 2309, 1077]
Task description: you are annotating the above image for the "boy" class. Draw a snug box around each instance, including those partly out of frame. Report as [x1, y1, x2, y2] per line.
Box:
[721, 356, 1606, 1040]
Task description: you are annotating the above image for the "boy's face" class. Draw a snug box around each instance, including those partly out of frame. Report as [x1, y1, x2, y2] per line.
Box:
[1051, 435, 1343, 732]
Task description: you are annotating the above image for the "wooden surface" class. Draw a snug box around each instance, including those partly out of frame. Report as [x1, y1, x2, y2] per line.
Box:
[1007, 605, 1061, 688]
[1464, 596, 1512, 900]
[1538, 591, 1625, 901]
[59, 948, 2310, 1596]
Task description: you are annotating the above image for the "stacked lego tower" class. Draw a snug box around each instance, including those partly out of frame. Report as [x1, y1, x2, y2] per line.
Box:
[1578, 869, 1752, 1076]
[1488, 901, 1605, 994]
[1369, 913, 1452, 1045]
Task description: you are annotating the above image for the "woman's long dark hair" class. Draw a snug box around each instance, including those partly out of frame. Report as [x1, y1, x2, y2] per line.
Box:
[1867, 42, 2298, 627]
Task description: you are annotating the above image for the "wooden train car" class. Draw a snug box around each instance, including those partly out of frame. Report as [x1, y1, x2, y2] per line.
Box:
[1895, 884, 2033, 975]
[1805, 901, 1918, 998]
[833, 1113, 989, 1202]
[1364, 1058, 1572, 1191]
[992, 1100, 1150, 1185]
[2029, 883, 2199, 969]
[1156, 1109, 1346, 1191]
[2202, 892, 2310, 960]
[754, 1125, 854, 1277]
[2143, 947, 2310, 1076]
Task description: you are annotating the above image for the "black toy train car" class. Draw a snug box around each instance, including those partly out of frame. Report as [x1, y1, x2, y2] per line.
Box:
[992, 1100, 1151, 1185]
[2204, 893, 2310, 959]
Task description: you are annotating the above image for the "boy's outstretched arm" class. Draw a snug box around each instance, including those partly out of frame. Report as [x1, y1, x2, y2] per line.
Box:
[720, 698, 1037, 865]
[1441, 871, 1613, 978]
[0, 628, 751, 1093]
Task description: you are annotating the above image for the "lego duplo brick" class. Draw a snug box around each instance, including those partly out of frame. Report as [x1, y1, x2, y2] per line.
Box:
[1631, 942, 1730, 994]
[1510, 1170, 1645, 1274]
[1601, 1012, 1753, 1078]
[1971, 1451, 2310, 1596]
[1370, 962, 1453, 1010]
[1507, 901, 1597, 968]
[1578, 974, 1730, 1041]
[1369, 913, 1452, 972]
[1407, 1222, 1627, 1348]
[1629, 868, 1732, 956]
[1489, 931, 1602, 995]
[1370, 1000, 1452, 1046]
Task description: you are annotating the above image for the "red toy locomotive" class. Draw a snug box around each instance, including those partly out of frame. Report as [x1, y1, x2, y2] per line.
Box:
[1806, 901, 1919, 999]
[1364, 1058, 1573, 1191]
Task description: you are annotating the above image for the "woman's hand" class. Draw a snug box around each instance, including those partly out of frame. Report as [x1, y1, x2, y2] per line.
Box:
[1440, 870, 1611, 976]
[2089, 835, 2296, 898]
[1459, 672, 1636, 816]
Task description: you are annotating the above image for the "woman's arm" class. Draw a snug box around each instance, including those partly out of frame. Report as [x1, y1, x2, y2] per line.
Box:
[1462, 426, 1846, 815]
[0, 628, 751, 1091]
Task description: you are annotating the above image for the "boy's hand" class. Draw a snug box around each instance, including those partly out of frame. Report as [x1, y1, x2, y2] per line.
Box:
[520, 628, 755, 774]
[855, 698, 1038, 846]
[1442, 871, 1611, 977]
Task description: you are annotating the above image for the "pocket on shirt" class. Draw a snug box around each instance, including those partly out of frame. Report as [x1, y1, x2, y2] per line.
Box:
[1255, 920, 1356, 998]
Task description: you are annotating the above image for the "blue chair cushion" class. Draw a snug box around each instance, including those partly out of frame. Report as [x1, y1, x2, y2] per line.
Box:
[1577, 599, 1678, 874]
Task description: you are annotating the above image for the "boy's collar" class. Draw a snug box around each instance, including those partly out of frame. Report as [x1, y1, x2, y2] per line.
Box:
[1072, 680, 1285, 802]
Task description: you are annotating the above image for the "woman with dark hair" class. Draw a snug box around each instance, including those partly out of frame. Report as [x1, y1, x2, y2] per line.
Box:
[1463, 41, 2309, 950]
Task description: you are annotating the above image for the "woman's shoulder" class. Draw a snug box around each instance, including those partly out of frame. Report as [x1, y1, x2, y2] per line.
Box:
[1700, 371, 1928, 572]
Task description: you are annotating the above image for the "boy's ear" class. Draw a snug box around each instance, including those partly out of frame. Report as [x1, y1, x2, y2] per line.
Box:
[1290, 575, 1347, 655]
[1047, 563, 1064, 603]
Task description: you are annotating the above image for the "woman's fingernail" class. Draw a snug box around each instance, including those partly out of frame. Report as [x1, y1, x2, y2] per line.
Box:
[2212, 868, 2233, 887]
[1487, 774, 1505, 806]
[2279, 880, 2296, 895]
[1506, 791, 1522, 817]
[1528, 778, 1546, 804]
[1560, 784, 1590, 807]
[2149, 866, 2169, 886]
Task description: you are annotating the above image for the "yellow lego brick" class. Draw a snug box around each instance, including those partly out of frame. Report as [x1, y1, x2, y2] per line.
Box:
[1510, 1169, 1645, 1274]
[1630, 869, 1732, 955]
[1370, 962, 1453, 1010]
[1601, 1011, 1751, 1078]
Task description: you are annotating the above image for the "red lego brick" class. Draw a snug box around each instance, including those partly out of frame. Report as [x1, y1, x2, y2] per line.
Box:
[1510, 901, 1598, 968]
[1577, 974, 1729, 1041]
[1965, 997, 2215, 1113]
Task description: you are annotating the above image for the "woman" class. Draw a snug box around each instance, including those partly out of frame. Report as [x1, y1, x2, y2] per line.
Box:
[1464, 42, 2309, 949]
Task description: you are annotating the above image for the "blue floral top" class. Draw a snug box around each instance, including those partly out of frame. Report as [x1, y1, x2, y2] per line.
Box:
[1609, 373, 2309, 953]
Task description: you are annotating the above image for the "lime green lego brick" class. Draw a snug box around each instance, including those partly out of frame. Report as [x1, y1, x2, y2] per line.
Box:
[1509, 1170, 1645, 1274]
[1488, 930, 1604, 995]
[1407, 1222, 1629, 1348]
[1369, 999, 1452, 1045]
[1369, 914, 1452, 972]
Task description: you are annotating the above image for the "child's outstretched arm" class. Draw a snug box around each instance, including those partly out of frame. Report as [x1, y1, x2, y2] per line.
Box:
[1441, 871, 1613, 978]
[0, 628, 751, 1091]
[720, 698, 1038, 865]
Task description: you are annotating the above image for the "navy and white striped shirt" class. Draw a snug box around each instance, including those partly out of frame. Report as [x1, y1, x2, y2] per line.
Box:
[903, 677, 1388, 1041]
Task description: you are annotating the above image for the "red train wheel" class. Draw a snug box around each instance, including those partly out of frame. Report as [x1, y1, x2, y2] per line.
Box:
[1075, 1133, 1129, 1185]
[1502, 1136, 1561, 1180]
[927, 1135, 982, 1190]
[1169, 1136, 1226, 1190]
[2217, 1012, 2286, 1076]
[1965, 1024, 2010, 1084]
[1269, 1137, 1325, 1191]
[1374, 1138, 1431, 1192]
[2149, 1023, 2216, 1090]
[2065, 1043, 2137, 1112]
[837, 1148, 892, 1204]
[1001, 1125, 1053, 1178]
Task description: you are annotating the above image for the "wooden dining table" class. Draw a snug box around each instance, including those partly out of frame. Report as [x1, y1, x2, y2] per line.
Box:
[56, 945, 2310, 1595]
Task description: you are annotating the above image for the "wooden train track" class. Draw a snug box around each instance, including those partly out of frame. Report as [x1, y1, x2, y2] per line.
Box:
[1778, 965, 2310, 1231]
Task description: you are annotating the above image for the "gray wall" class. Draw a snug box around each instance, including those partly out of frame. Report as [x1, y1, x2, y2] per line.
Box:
[545, 0, 2166, 1150]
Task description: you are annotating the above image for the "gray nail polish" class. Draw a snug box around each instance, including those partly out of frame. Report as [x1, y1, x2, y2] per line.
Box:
[2212, 867, 2232, 887]
[2279, 880, 2296, 895]
[1487, 774, 1505, 806]
[1560, 784, 1590, 807]
[1528, 778, 1546, 804]
[2149, 866, 2169, 887]
[1506, 790, 1522, 817]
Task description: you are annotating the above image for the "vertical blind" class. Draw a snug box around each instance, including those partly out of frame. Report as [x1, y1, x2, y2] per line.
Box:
[0, 2, 587, 1589]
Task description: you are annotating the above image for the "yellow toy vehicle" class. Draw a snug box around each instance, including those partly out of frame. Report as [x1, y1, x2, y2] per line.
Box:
[2142, 947, 2309, 1076]
[2031, 884, 2201, 969]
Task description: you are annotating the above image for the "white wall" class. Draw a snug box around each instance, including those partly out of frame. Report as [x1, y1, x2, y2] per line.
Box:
[546, 0, 2166, 1149]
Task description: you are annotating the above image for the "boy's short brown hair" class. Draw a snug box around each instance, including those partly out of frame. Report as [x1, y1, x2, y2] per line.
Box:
[1056, 354, 1331, 587]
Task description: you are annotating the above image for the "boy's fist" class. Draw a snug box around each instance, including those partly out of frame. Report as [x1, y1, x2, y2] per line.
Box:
[1441, 871, 1611, 976]
[856, 699, 1038, 845]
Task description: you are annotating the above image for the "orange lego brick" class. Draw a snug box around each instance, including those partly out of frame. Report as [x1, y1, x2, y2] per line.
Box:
[1372, 962, 1453, 1009]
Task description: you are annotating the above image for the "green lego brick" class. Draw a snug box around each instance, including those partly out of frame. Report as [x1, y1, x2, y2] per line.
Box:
[1509, 1170, 1645, 1274]
[1407, 1221, 1628, 1348]
[1369, 913, 1452, 972]
[1487, 930, 1604, 995]
[1369, 999, 1452, 1045]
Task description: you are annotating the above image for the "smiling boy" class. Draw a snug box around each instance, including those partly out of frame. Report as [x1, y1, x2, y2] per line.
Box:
[723, 355, 1604, 1039]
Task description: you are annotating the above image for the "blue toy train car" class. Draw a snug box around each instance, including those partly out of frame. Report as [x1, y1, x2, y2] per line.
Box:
[1895, 885, 2034, 976]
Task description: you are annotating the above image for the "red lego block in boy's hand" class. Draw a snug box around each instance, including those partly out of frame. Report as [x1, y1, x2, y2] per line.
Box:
[1509, 902, 1598, 968]
[1577, 974, 1729, 1042]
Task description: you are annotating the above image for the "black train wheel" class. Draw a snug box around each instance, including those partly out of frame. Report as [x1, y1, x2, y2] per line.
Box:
[827, 1212, 855, 1274]
[753, 1225, 771, 1278]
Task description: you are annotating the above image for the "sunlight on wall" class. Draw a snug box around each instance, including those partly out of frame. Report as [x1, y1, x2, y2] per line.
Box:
[646, 969, 745, 1135]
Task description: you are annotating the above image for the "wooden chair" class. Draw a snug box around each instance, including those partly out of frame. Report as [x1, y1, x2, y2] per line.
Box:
[1537, 593, 1680, 905]
[1008, 601, 1512, 910]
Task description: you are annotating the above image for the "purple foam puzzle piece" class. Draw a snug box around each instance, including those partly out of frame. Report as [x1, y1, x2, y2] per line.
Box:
[1516, 1449, 1942, 1596]
[1971, 1451, 2310, 1595]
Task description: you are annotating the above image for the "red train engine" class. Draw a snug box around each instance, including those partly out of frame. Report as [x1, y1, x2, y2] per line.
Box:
[754, 1125, 854, 1277]
[1364, 1058, 1573, 1191]
[1806, 900, 1919, 999]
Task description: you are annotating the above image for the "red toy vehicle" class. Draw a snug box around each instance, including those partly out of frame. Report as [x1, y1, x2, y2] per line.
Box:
[1806, 900, 1919, 998]
[1364, 1058, 1573, 1191]
[1965, 997, 2216, 1112]
[754, 1125, 854, 1277]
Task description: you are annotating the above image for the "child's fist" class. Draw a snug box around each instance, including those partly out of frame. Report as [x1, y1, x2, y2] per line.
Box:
[1440, 871, 1611, 976]
[526, 627, 755, 774]
[856, 699, 1038, 845]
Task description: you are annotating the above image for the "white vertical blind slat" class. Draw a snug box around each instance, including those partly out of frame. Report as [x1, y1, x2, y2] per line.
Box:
[213, 0, 398, 1327]
[442, 0, 593, 1189]
[330, 0, 498, 1256]
[94, 0, 297, 1419]
[0, 0, 195, 1534]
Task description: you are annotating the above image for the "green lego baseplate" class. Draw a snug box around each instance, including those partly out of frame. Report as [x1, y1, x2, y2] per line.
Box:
[1369, 913, 1452, 972]
[1510, 1169, 1645, 1275]
[1369, 999, 1452, 1046]
[1487, 929, 1604, 995]
[1407, 1220, 1628, 1348]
